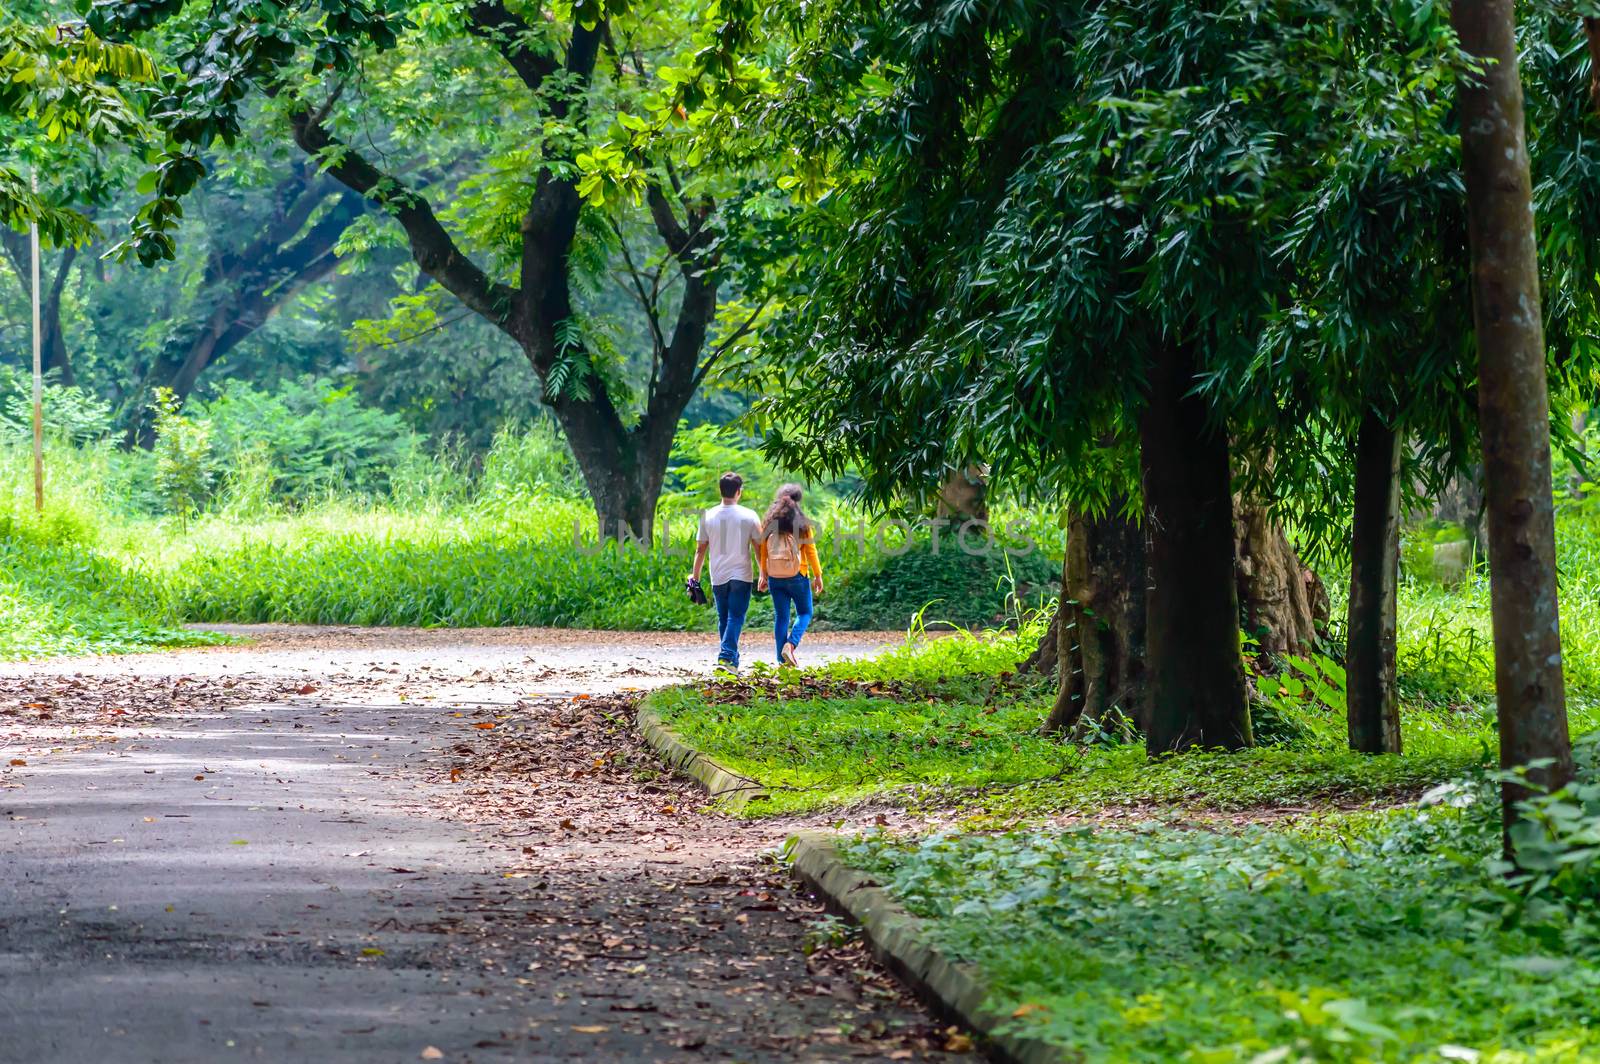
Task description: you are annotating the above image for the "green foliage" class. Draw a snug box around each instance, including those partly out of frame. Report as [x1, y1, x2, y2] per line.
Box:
[191, 376, 424, 502]
[0, 534, 226, 658]
[0, 15, 155, 246]
[150, 387, 214, 522]
[0, 366, 115, 443]
[477, 420, 587, 503]
[817, 538, 1057, 631]
[0, 445, 222, 657]
[1253, 653, 1349, 748]
[163, 502, 709, 631]
[835, 809, 1600, 1062]
[1493, 731, 1600, 925]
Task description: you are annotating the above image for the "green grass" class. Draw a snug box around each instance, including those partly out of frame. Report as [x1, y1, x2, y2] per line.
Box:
[649, 675, 1553, 817]
[0, 438, 1056, 657]
[132, 499, 1054, 633]
[647, 612, 1600, 817]
[0, 521, 228, 659]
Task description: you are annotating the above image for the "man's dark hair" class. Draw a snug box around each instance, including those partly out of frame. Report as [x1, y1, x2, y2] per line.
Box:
[719, 472, 743, 500]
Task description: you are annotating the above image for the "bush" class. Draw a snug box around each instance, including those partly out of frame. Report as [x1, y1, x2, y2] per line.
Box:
[0, 365, 115, 444]
[151, 389, 216, 522]
[193, 376, 425, 502]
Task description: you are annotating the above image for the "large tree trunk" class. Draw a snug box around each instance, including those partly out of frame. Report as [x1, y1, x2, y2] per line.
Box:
[1452, 0, 1573, 845]
[1140, 340, 1252, 753]
[1040, 504, 1147, 739]
[1234, 502, 1322, 655]
[1346, 409, 1403, 754]
[565, 420, 670, 544]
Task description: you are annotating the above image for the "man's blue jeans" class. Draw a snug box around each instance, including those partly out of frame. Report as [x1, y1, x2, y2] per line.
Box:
[769, 574, 813, 662]
[712, 579, 753, 667]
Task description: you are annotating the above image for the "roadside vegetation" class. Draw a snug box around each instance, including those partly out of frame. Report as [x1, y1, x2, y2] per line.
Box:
[0, 377, 1057, 657]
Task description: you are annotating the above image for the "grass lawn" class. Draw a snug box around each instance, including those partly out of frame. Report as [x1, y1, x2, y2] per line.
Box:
[648, 615, 1600, 819]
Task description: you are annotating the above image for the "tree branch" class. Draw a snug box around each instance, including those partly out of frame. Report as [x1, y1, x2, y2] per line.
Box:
[693, 294, 772, 391]
[465, 2, 560, 95]
[289, 106, 519, 336]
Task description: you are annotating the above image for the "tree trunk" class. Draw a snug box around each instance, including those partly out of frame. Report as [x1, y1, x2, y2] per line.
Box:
[1346, 409, 1403, 754]
[935, 464, 988, 521]
[1040, 503, 1147, 740]
[1452, 0, 1573, 844]
[1431, 464, 1488, 563]
[1234, 502, 1322, 655]
[2, 235, 77, 386]
[573, 428, 668, 544]
[1140, 340, 1251, 752]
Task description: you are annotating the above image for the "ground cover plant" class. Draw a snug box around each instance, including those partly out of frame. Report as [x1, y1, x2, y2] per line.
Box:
[0, 467, 226, 658]
[833, 794, 1600, 1062]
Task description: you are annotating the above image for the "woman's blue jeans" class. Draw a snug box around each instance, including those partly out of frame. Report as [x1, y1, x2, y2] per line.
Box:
[768, 574, 813, 662]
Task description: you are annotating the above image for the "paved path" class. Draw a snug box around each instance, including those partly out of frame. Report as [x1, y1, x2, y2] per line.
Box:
[0, 628, 956, 1063]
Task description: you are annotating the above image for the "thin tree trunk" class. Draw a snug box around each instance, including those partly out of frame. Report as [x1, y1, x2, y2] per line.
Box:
[1346, 409, 1403, 754]
[1140, 341, 1251, 753]
[1452, 0, 1573, 844]
[2, 236, 77, 385]
[1040, 503, 1146, 739]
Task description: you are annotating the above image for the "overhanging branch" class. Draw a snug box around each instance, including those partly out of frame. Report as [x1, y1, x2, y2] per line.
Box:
[289, 106, 519, 335]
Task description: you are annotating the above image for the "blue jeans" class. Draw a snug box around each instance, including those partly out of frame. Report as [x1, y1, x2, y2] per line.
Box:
[712, 579, 752, 667]
[769, 574, 813, 662]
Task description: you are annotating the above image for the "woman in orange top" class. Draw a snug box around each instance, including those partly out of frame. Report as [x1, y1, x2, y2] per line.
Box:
[755, 483, 824, 666]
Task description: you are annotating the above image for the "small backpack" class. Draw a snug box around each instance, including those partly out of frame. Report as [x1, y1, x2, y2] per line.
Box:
[766, 530, 802, 578]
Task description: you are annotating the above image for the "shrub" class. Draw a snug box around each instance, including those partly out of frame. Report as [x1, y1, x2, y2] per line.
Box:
[151, 389, 216, 523]
[193, 376, 424, 502]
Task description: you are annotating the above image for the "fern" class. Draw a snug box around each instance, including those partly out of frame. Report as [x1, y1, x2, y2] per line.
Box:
[544, 319, 594, 403]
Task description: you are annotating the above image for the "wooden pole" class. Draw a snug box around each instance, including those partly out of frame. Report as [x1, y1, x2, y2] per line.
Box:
[30, 166, 42, 513]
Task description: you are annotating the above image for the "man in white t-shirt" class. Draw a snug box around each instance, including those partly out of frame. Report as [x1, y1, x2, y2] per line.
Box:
[691, 472, 762, 669]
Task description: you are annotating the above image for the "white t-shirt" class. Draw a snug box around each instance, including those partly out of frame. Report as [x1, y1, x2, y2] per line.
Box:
[698, 502, 761, 585]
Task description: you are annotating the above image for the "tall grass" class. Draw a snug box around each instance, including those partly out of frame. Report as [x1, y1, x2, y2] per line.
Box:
[0, 431, 1059, 652]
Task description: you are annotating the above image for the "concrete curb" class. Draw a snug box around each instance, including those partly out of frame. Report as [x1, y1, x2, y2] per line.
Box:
[635, 694, 770, 812]
[787, 831, 1062, 1064]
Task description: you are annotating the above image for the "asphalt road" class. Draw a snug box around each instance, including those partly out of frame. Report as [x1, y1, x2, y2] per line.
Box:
[0, 628, 954, 1064]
